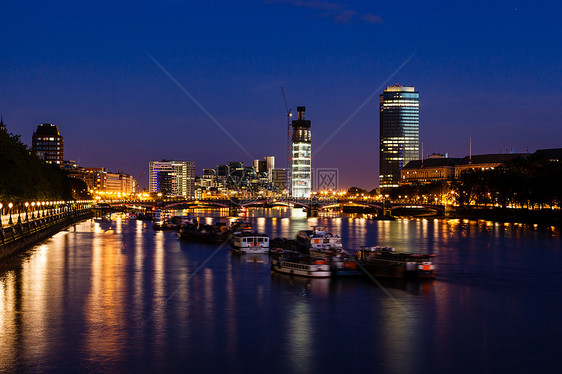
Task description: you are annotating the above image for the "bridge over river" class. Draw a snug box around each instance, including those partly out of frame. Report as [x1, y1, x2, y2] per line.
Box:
[118, 198, 445, 217]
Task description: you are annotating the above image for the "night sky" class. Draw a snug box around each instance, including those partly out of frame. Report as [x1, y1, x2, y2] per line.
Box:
[2, 1, 561, 189]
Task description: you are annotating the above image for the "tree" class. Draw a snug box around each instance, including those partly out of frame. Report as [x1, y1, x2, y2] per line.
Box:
[0, 126, 72, 201]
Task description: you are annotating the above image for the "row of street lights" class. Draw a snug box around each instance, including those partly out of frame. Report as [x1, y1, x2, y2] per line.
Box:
[0, 200, 94, 227]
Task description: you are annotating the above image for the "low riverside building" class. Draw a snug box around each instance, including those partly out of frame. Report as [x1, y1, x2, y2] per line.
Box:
[400, 153, 530, 185]
[533, 148, 562, 163]
[401, 154, 460, 184]
[68, 167, 137, 196]
[454, 153, 529, 179]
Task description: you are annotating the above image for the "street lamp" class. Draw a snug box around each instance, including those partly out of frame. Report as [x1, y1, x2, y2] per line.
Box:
[31, 202, 36, 219]
[0, 203, 3, 228]
[25, 202, 29, 221]
[8, 202, 13, 225]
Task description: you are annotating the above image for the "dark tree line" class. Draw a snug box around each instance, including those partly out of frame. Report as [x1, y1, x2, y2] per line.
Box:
[347, 186, 378, 196]
[0, 127, 73, 201]
[385, 155, 562, 209]
[385, 181, 448, 202]
[454, 156, 562, 209]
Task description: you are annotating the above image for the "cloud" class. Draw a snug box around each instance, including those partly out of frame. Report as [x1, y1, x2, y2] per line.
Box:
[265, 0, 383, 24]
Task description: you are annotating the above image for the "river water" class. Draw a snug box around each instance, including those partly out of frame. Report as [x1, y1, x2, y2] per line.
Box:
[1, 208, 561, 373]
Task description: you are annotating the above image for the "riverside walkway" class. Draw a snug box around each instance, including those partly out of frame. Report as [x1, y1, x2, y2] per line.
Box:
[0, 200, 93, 262]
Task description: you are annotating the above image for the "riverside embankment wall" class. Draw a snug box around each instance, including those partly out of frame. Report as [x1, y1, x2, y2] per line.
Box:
[0, 210, 93, 263]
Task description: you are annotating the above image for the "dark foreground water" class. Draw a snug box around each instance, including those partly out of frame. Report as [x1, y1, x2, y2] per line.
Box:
[1, 208, 561, 373]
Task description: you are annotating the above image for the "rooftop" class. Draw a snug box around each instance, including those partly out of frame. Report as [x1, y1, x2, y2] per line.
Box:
[403, 158, 461, 169]
[533, 148, 562, 162]
[34, 123, 61, 136]
[384, 85, 415, 92]
[457, 153, 529, 166]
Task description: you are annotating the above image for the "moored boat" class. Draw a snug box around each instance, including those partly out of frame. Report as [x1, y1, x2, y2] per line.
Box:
[178, 222, 229, 243]
[154, 215, 196, 231]
[230, 231, 270, 254]
[328, 254, 363, 277]
[357, 246, 436, 279]
[270, 256, 332, 278]
[229, 219, 252, 234]
[296, 226, 344, 256]
[153, 218, 179, 230]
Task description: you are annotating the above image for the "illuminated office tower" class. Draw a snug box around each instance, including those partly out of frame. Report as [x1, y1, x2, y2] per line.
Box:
[149, 160, 195, 198]
[379, 86, 419, 188]
[291, 106, 311, 198]
[32, 123, 64, 165]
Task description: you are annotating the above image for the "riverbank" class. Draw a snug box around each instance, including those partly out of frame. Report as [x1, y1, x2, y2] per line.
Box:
[0, 209, 93, 263]
[443, 206, 562, 226]
[341, 204, 562, 226]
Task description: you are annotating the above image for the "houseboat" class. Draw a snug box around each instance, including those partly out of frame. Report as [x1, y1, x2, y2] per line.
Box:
[357, 246, 436, 279]
[230, 232, 270, 254]
[296, 226, 344, 256]
[178, 223, 229, 243]
[328, 254, 363, 277]
[271, 256, 332, 278]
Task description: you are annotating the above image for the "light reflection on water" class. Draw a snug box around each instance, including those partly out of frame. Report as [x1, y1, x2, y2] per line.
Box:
[0, 210, 561, 373]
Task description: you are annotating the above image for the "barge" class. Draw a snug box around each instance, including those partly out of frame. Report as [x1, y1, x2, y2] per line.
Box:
[357, 246, 436, 279]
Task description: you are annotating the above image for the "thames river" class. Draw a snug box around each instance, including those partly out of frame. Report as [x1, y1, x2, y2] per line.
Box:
[1, 208, 561, 373]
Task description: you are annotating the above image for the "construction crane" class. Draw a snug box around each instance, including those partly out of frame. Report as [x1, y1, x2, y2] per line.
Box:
[281, 87, 292, 196]
[136, 169, 145, 194]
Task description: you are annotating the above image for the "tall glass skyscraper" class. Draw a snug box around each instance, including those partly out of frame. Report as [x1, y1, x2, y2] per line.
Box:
[379, 86, 419, 188]
[291, 106, 311, 198]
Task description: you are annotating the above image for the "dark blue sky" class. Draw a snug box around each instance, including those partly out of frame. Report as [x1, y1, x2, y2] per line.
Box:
[2, 1, 561, 189]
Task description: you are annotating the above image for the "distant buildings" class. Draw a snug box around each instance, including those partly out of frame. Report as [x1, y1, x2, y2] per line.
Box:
[254, 156, 275, 181]
[193, 158, 282, 198]
[149, 160, 195, 198]
[291, 106, 311, 198]
[379, 86, 419, 188]
[32, 123, 64, 165]
[27, 122, 136, 196]
[67, 167, 137, 195]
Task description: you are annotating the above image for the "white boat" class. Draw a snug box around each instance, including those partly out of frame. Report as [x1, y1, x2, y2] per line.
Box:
[271, 256, 332, 278]
[296, 226, 344, 256]
[230, 232, 270, 254]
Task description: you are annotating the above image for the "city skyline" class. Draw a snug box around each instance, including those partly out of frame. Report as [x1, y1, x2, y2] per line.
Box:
[2, 1, 561, 189]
